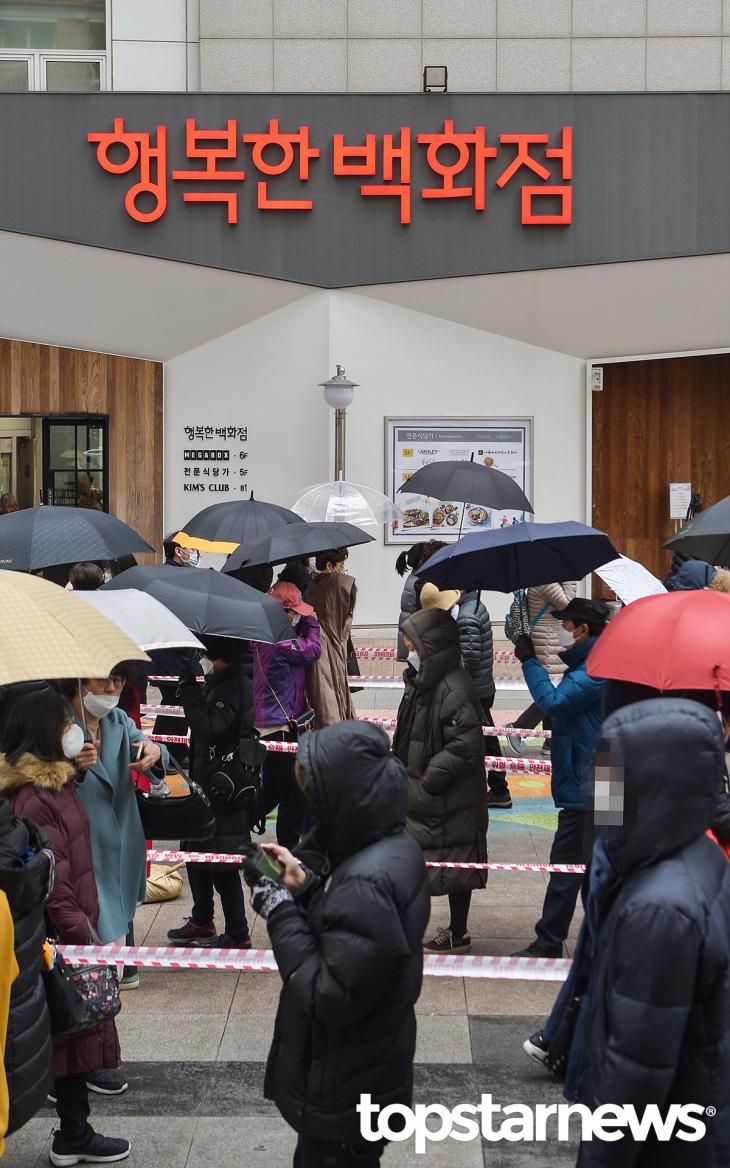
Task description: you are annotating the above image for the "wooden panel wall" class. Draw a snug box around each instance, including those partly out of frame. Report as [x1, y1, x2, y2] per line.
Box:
[0, 338, 163, 556]
[592, 354, 730, 590]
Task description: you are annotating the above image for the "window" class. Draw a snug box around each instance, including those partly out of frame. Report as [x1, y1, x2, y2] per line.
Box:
[0, 1, 106, 91]
[43, 417, 108, 510]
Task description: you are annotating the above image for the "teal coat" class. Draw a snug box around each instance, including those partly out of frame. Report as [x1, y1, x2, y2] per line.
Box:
[69, 705, 167, 943]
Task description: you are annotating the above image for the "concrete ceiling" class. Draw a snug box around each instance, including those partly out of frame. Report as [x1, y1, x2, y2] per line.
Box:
[1, 229, 728, 364]
[0, 230, 310, 362]
[356, 253, 730, 359]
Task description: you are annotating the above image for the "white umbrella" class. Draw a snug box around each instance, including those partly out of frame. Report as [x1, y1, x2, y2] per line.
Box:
[292, 478, 403, 530]
[595, 555, 667, 605]
[74, 589, 205, 652]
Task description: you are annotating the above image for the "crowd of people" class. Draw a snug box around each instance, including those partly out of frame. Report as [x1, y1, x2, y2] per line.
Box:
[0, 526, 727, 1167]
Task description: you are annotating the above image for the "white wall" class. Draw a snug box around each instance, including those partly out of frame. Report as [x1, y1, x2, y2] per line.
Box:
[164, 292, 331, 546]
[329, 292, 586, 626]
[164, 289, 585, 626]
[111, 0, 191, 91]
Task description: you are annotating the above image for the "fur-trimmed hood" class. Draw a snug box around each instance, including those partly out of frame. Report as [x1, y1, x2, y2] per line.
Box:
[0, 753, 75, 795]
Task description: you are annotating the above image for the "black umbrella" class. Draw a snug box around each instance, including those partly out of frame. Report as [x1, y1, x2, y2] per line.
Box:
[398, 458, 534, 514]
[663, 495, 730, 567]
[415, 521, 618, 593]
[173, 496, 303, 554]
[0, 506, 152, 572]
[101, 565, 290, 643]
[223, 521, 374, 574]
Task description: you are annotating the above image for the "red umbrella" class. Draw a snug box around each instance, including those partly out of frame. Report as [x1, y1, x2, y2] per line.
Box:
[587, 590, 730, 692]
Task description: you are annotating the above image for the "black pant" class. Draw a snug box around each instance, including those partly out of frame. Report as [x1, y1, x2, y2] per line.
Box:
[294, 1135, 386, 1167]
[188, 864, 249, 940]
[448, 890, 472, 937]
[262, 736, 307, 850]
[482, 699, 509, 797]
[511, 701, 552, 733]
[153, 683, 189, 764]
[535, 809, 589, 953]
[54, 1073, 90, 1143]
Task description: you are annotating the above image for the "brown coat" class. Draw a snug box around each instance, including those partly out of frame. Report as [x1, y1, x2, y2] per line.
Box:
[0, 754, 120, 1080]
[305, 571, 357, 727]
[393, 609, 488, 895]
[528, 581, 577, 675]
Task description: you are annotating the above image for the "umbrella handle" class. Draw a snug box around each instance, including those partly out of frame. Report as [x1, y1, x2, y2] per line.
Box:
[77, 677, 90, 741]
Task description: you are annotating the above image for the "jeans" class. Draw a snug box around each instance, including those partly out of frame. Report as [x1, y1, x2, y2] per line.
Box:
[188, 865, 249, 940]
[511, 701, 552, 733]
[54, 1074, 90, 1143]
[294, 1135, 387, 1167]
[262, 735, 307, 850]
[535, 809, 589, 953]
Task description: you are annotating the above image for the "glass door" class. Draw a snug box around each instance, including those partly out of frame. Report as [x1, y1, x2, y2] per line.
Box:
[42, 417, 108, 510]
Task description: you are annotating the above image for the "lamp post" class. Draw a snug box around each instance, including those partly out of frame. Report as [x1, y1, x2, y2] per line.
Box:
[319, 365, 360, 480]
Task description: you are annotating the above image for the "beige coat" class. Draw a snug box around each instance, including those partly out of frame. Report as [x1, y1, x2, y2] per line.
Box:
[528, 581, 577, 675]
[305, 571, 357, 727]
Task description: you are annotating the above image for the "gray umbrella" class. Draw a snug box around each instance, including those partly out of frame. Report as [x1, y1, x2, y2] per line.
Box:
[0, 506, 152, 571]
[663, 495, 730, 567]
[397, 457, 533, 513]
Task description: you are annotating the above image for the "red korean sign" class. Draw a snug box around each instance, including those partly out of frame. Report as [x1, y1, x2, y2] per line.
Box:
[88, 116, 573, 228]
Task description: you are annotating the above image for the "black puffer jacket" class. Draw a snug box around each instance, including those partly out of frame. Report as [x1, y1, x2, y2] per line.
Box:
[264, 721, 430, 1143]
[178, 659, 255, 847]
[456, 591, 495, 703]
[393, 608, 488, 895]
[0, 798, 53, 1135]
[578, 700, 730, 1168]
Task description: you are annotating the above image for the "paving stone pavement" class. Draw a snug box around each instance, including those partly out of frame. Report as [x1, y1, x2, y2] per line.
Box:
[5, 673, 581, 1167]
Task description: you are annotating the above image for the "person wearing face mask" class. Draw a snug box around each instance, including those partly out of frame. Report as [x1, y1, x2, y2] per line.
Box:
[253, 583, 322, 849]
[0, 690, 130, 1166]
[511, 598, 608, 959]
[168, 635, 257, 949]
[304, 548, 357, 727]
[56, 670, 166, 1080]
[393, 607, 488, 954]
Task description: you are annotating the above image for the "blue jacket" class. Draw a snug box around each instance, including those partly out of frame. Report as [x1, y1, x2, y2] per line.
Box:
[70, 706, 168, 942]
[522, 637, 605, 810]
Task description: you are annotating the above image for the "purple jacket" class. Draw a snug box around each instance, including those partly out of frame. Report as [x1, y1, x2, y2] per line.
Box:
[253, 614, 322, 729]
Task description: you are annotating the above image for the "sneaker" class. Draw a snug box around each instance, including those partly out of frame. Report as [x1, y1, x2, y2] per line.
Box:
[50, 1127, 130, 1166]
[423, 927, 471, 953]
[86, 1070, 128, 1096]
[503, 733, 527, 757]
[119, 970, 139, 991]
[487, 791, 513, 809]
[523, 1030, 549, 1066]
[166, 917, 217, 947]
[511, 943, 563, 959]
[540, 742, 552, 758]
[215, 933, 252, 949]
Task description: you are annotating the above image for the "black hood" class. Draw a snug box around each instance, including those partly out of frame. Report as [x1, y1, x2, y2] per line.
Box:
[598, 698, 726, 876]
[402, 608, 460, 692]
[296, 721, 408, 866]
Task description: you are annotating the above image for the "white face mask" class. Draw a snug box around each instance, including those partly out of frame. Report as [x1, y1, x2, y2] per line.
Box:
[199, 655, 214, 675]
[407, 649, 421, 672]
[82, 690, 120, 718]
[556, 625, 576, 649]
[61, 723, 85, 761]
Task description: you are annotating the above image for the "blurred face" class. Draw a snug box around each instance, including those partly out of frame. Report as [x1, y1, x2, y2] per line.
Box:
[286, 608, 300, 625]
[563, 619, 590, 646]
[175, 546, 200, 567]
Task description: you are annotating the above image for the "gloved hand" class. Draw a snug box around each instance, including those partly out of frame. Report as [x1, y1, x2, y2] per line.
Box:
[514, 634, 537, 663]
[250, 876, 293, 920]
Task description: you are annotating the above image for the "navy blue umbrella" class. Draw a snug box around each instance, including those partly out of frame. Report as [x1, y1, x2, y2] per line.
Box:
[414, 522, 619, 593]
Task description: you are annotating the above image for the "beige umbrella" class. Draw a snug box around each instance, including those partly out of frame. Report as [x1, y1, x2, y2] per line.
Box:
[0, 570, 148, 686]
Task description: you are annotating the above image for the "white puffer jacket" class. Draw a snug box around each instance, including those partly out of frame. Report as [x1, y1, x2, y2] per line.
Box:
[528, 581, 577, 675]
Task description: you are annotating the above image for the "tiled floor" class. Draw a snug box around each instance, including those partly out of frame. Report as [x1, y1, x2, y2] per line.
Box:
[4, 677, 583, 1167]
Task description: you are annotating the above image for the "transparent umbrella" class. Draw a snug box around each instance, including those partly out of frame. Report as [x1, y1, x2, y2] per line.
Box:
[291, 478, 404, 530]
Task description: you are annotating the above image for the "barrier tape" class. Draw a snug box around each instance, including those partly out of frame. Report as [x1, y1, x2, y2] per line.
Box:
[145, 848, 584, 874]
[147, 677, 530, 693]
[57, 943, 570, 981]
[148, 732, 551, 773]
[352, 646, 518, 665]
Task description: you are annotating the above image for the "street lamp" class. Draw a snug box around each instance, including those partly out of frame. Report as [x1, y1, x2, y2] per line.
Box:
[319, 364, 360, 480]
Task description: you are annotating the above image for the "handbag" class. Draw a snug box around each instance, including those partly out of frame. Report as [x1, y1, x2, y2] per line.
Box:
[43, 948, 121, 1036]
[144, 861, 185, 904]
[504, 592, 550, 644]
[135, 756, 216, 840]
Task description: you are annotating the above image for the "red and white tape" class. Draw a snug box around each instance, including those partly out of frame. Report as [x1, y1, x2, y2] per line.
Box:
[57, 943, 570, 981]
[352, 646, 518, 665]
[146, 849, 584, 874]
